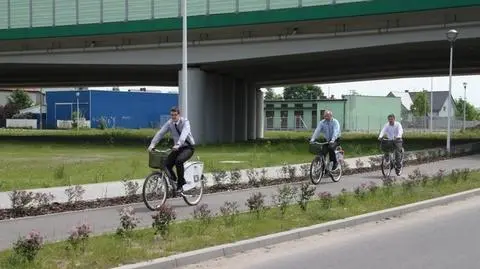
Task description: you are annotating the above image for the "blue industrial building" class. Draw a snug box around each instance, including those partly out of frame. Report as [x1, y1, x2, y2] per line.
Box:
[45, 90, 178, 129]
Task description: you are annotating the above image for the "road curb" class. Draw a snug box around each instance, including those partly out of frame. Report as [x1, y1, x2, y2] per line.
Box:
[114, 187, 480, 269]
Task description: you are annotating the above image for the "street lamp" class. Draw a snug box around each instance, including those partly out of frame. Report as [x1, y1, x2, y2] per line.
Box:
[446, 29, 458, 153]
[180, 0, 188, 119]
[76, 92, 80, 131]
[463, 82, 467, 131]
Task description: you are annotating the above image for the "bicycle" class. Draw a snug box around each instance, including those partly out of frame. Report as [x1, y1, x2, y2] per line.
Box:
[379, 138, 404, 178]
[142, 148, 205, 211]
[309, 141, 344, 184]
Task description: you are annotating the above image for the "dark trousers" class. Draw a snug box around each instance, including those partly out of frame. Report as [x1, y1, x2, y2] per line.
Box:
[323, 138, 340, 164]
[382, 139, 404, 169]
[165, 146, 194, 188]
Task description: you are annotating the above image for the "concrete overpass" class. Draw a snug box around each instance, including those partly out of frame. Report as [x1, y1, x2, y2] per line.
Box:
[1, 0, 480, 144]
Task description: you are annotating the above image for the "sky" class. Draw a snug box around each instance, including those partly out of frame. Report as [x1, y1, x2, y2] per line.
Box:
[96, 74, 480, 108]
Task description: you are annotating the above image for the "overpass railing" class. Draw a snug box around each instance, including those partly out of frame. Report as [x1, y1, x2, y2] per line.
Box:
[0, 0, 369, 30]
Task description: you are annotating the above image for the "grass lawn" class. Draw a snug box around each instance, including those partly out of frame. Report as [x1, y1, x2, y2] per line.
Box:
[0, 170, 477, 269]
[0, 129, 478, 191]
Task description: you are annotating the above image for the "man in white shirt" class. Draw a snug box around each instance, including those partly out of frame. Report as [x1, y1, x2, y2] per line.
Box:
[148, 107, 195, 193]
[378, 114, 404, 175]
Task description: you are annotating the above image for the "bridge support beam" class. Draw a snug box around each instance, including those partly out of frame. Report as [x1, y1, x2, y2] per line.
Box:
[178, 68, 260, 144]
[256, 89, 265, 139]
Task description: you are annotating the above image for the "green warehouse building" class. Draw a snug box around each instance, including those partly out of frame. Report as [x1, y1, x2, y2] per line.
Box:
[264, 95, 401, 133]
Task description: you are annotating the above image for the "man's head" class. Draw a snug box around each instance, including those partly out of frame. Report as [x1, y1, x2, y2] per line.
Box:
[387, 114, 395, 125]
[170, 107, 180, 122]
[323, 110, 333, 121]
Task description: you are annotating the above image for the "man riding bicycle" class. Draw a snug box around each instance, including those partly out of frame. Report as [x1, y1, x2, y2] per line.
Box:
[378, 113, 404, 176]
[148, 107, 196, 194]
[309, 110, 341, 171]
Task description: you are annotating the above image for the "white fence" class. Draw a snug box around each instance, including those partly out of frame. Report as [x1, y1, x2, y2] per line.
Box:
[57, 120, 91, 129]
[402, 117, 480, 131]
[6, 119, 37, 129]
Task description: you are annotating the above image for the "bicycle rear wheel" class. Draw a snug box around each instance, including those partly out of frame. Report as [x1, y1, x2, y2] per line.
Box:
[310, 156, 325, 185]
[182, 175, 205, 206]
[329, 164, 342, 182]
[142, 171, 168, 211]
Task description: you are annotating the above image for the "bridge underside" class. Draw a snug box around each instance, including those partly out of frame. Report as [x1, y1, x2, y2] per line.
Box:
[1, 38, 480, 87]
[1, 38, 480, 144]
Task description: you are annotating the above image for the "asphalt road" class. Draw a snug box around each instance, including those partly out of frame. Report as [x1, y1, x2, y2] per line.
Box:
[0, 154, 479, 251]
[179, 192, 480, 269]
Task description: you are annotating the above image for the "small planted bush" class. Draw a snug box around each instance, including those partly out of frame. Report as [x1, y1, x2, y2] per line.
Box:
[220, 201, 239, 226]
[337, 188, 349, 206]
[272, 184, 297, 217]
[230, 169, 242, 185]
[67, 222, 92, 253]
[152, 204, 177, 239]
[297, 182, 315, 211]
[12, 230, 44, 263]
[193, 203, 213, 231]
[65, 185, 86, 203]
[318, 191, 333, 209]
[246, 192, 266, 219]
[116, 206, 140, 238]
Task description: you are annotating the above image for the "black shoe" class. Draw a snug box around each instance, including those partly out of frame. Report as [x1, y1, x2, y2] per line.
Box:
[395, 168, 401, 176]
[332, 162, 338, 171]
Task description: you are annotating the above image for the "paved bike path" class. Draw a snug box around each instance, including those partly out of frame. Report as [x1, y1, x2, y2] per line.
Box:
[0, 155, 478, 251]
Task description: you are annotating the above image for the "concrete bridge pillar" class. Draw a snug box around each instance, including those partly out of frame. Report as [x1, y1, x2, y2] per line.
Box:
[178, 68, 260, 144]
[256, 89, 265, 139]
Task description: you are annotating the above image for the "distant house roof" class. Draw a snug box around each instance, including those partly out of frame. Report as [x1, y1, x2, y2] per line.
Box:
[19, 105, 46, 114]
[387, 91, 413, 110]
[408, 91, 451, 113]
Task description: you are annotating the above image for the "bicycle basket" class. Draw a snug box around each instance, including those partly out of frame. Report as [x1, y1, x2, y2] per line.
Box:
[309, 143, 325, 155]
[148, 150, 169, 169]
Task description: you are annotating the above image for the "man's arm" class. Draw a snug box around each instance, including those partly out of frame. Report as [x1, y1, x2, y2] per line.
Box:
[177, 119, 191, 147]
[396, 122, 404, 139]
[378, 123, 387, 139]
[310, 121, 323, 142]
[149, 121, 170, 149]
[331, 119, 340, 142]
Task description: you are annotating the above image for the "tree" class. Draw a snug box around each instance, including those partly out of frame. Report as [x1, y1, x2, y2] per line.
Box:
[264, 88, 282, 100]
[283, 84, 324, 100]
[455, 99, 479, 121]
[7, 89, 33, 110]
[410, 91, 430, 117]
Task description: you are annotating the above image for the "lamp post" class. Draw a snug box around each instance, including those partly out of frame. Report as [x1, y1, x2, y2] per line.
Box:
[446, 29, 458, 153]
[76, 92, 80, 131]
[430, 77, 433, 132]
[463, 82, 467, 131]
[180, 0, 188, 119]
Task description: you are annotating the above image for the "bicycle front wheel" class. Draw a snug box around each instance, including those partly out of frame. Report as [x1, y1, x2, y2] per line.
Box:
[381, 155, 392, 178]
[310, 156, 324, 185]
[142, 171, 168, 211]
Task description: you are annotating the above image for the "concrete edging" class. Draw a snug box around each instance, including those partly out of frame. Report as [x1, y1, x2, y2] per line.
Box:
[113, 187, 480, 269]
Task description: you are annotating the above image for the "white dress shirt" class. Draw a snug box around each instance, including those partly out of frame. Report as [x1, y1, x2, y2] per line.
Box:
[378, 121, 404, 140]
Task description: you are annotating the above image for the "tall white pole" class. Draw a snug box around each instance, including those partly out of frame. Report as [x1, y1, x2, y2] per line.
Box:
[181, 0, 188, 118]
[447, 43, 453, 153]
[430, 77, 433, 132]
[463, 83, 466, 131]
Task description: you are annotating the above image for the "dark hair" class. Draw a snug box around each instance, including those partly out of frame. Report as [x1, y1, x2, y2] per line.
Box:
[388, 114, 395, 119]
[170, 106, 180, 114]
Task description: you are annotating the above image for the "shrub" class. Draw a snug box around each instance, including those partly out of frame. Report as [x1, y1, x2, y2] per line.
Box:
[297, 182, 315, 211]
[318, 191, 333, 209]
[272, 185, 297, 217]
[230, 169, 242, 185]
[246, 192, 266, 219]
[65, 185, 86, 203]
[193, 203, 213, 231]
[152, 204, 176, 239]
[220, 201, 239, 226]
[9, 190, 35, 215]
[337, 188, 348, 206]
[246, 168, 259, 187]
[116, 206, 140, 237]
[67, 222, 92, 253]
[12, 230, 44, 262]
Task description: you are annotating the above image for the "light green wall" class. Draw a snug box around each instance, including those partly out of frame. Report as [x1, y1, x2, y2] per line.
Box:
[344, 95, 401, 133]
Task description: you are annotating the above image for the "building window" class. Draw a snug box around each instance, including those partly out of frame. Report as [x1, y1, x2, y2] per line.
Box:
[312, 103, 317, 109]
[266, 111, 274, 129]
[294, 110, 304, 129]
[294, 103, 303, 108]
[320, 109, 325, 118]
[266, 104, 274, 109]
[281, 111, 288, 129]
[312, 110, 317, 128]
[281, 104, 288, 108]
